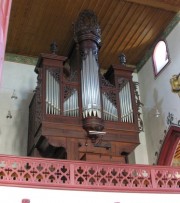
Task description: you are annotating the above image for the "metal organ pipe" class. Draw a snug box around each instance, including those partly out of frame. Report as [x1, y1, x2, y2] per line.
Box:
[81, 49, 101, 119]
[46, 70, 60, 115]
[63, 89, 79, 117]
[102, 93, 118, 121]
[124, 83, 128, 122]
[119, 81, 133, 123]
[127, 82, 133, 122]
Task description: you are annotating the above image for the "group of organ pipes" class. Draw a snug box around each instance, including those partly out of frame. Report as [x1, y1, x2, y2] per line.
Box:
[45, 66, 134, 123]
[28, 10, 142, 162]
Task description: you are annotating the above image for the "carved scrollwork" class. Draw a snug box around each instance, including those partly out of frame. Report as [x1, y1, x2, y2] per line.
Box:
[118, 78, 128, 90]
[66, 71, 78, 82]
[64, 86, 76, 100]
[35, 69, 42, 125]
[48, 68, 60, 82]
[133, 81, 144, 131]
[101, 75, 115, 88]
[103, 91, 117, 107]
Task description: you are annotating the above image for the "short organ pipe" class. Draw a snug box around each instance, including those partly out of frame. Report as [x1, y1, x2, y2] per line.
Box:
[63, 89, 79, 117]
[102, 93, 118, 121]
[46, 69, 60, 115]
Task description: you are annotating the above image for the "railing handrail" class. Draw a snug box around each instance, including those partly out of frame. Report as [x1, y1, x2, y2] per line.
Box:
[0, 154, 179, 193]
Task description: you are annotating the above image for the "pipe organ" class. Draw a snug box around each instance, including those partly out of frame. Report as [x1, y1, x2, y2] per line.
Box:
[28, 10, 143, 163]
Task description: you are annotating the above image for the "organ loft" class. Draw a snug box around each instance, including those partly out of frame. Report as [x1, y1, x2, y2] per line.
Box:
[28, 10, 143, 163]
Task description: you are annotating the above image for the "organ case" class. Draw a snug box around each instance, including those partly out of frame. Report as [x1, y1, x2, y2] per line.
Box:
[28, 10, 142, 163]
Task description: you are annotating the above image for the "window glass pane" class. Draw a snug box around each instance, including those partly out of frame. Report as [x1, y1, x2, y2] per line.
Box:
[153, 40, 169, 76]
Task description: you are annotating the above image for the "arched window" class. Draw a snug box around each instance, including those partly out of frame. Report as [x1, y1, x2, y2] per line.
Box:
[153, 40, 169, 77]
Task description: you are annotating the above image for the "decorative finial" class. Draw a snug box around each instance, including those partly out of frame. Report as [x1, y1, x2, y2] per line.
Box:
[74, 9, 101, 45]
[50, 41, 58, 54]
[119, 53, 126, 65]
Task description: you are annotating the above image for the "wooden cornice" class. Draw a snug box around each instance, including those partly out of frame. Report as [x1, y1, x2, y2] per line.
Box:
[125, 0, 180, 12]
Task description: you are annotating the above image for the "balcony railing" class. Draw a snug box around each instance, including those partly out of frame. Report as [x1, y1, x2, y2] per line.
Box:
[0, 154, 179, 193]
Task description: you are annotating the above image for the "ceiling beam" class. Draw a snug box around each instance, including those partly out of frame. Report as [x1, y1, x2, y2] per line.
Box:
[125, 0, 180, 12]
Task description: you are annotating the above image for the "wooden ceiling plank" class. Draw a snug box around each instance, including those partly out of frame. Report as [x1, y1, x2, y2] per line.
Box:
[110, 4, 144, 59]
[101, 2, 138, 67]
[136, 11, 174, 51]
[125, 0, 180, 12]
[54, 0, 79, 52]
[92, 0, 119, 69]
[29, 1, 60, 55]
[94, 0, 112, 18]
[7, 0, 33, 54]
[122, 6, 155, 53]
[97, 0, 119, 31]
[129, 10, 174, 64]
[6, 0, 22, 47]
[100, 2, 131, 64]
[20, 0, 49, 56]
[6, 0, 179, 69]
[125, 7, 164, 63]
[119, 6, 148, 54]
[61, 0, 93, 55]
[16, 0, 39, 55]
[101, 1, 125, 41]
[49, 0, 78, 56]
[125, 7, 159, 63]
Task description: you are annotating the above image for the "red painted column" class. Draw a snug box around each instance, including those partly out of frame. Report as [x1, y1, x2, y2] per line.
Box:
[0, 0, 12, 84]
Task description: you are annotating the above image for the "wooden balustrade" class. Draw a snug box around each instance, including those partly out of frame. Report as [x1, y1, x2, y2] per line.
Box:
[0, 154, 179, 193]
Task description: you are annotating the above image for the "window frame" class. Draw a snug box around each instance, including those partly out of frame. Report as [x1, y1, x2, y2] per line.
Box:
[152, 40, 170, 78]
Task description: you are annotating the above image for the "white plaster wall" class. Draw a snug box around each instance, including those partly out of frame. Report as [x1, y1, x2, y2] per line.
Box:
[137, 22, 180, 164]
[0, 61, 37, 156]
[0, 186, 179, 203]
[130, 73, 149, 164]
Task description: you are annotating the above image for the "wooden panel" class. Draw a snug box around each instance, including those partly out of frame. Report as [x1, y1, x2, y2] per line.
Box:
[6, 0, 178, 70]
[80, 152, 126, 163]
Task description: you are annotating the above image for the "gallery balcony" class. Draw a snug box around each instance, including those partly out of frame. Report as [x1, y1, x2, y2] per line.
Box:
[0, 154, 179, 193]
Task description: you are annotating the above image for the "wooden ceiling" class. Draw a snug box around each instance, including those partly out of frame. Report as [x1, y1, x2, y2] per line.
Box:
[6, 0, 180, 70]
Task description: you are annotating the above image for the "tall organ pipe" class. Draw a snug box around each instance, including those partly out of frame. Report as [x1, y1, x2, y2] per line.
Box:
[81, 49, 101, 118]
[74, 10, 104, 136]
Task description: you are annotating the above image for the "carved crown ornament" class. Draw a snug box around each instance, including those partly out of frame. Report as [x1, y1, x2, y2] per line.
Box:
[170, 73, 180, 97]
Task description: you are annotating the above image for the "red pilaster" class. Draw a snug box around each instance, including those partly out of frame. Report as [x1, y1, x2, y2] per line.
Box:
[0, 0, 12, 84]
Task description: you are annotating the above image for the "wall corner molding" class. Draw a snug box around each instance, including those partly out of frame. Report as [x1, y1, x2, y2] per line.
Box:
[5, 53, 38, 66]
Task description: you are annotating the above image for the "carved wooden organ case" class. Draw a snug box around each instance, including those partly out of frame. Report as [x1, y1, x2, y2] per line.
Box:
[28, 10, 143, 163]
